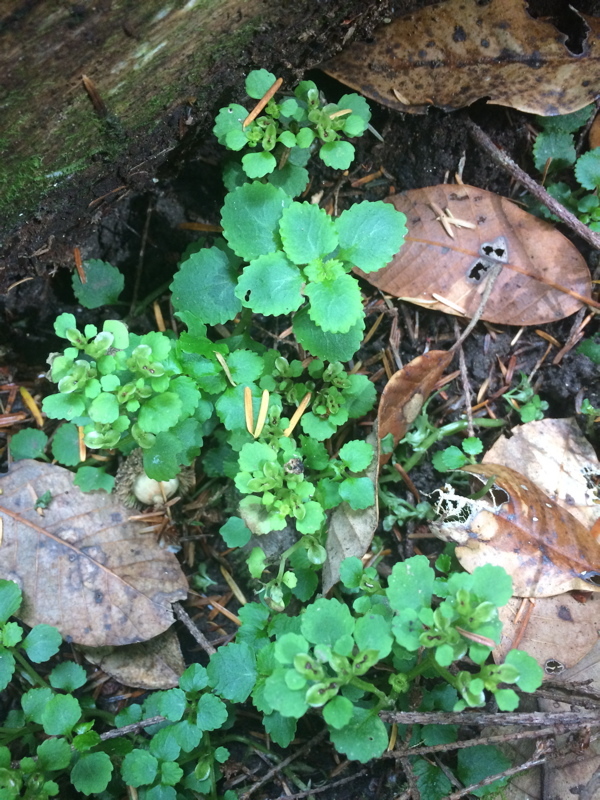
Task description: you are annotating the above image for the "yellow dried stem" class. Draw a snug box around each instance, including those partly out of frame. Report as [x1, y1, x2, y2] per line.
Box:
[214, 351, 236, 386]
[283, 392, 312, 437]
[243, 77, 283, 128]
[220, 565, 248, 606]
[253, 390, 270, 438]
[244, 386, 254, 435]
[19, 387, 44, 428]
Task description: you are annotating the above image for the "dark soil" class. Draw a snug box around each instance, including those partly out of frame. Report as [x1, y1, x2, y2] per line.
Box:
[2, 2, 600, 799]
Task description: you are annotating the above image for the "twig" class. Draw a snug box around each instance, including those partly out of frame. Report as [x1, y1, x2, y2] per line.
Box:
[466, 118, 600, 251]
[380, 710, 600, 726]
[173, 601, 216, 656]
[446, 753, 547, 800]
[240, 729, 328, 799]
[385, 726, 560, 759]
[270, 769, 368, 800]
[100, 715, 166, 740]
[453, 318, 474, 437]
[451, 261, 504, 352]
[129, 198, 153, 314]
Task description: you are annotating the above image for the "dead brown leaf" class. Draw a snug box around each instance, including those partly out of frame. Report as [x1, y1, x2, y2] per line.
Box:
[377, 350, 454, 465]
[357, 185, 590, 325]
[432, 464, 600, 597]
[81, 628, 186, 690]
[322, 0, 600, 115]
[322, 426, 379, 594]
[495, 594, 599, 671]
[0, 460, 188, 646]
[483, 418, 600, 530]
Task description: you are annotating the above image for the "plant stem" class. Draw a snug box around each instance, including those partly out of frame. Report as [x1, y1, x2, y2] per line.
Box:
[233, 307, 252, 335]
[12, 649, 49, 689]
[401, 418, 504, 473]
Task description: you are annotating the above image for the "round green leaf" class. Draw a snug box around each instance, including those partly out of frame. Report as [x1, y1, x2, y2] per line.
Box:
[171, 246, 242, 325]
[221, 181, 291, 262]
[575, 148, 600, 190]
[319, 140, 355, 170]
[121, 749, 158, 788]
[293, 305, 364, 361]
[242, 151, 277, 178]
[336, 200, 407, 273]
[21, 625, 62, 663]
[220, 517, 251, 548]
[279, 202, 338, 264]
[329, 706, 388, 762]
[0, 581, 22, 624]
[49, 662, 87, 691]
[72, 260, 124, 309]
[51, 423, 81, 466]
[300, 597, 354, 646]
[235, 252, 304, 315]
[41, 694, 82, 736]
[339, 440, 374, 472]
[138, 393, 182, 434]
[70, 752, 113, 795]
[207, 642, 257, 703]
[245, 69, 277, 99]
[9, 428, 48, 461]
[88, 392, 119, 424]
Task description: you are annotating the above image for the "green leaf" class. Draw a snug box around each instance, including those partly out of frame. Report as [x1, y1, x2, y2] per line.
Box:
[323, 695, 353, 729]
[220, 517, 252, 548]
[263, 712, 297, 747]
[103, 319, 129, 349]
[225, 128, 249, 151]
[121, 749, 158, 787]
[157, 688, 186, 721]
[221, 181, 292, 261]
[54, 313, 78, 338]
[51, 423, 82, 466]
[213, 103, 248, 144]
[246, 69, 277, 99]
[160, 761, 184, 786]
[329, 706, 388, 762]
[387, 555, 434, 611]
[22, 687, 53, 723]
[537, 105, 594, 133]
[42, 392, 86, 421]
[0, 580, 22, 624]
[0, 648, 15, 691]
[263, 668, 309, 718]
[432, 446, 467, 471]
[268, 163, 309, 197]
[471, 564, 513, 607]
[504, 649, 544, 693]
[293, 305, 364, 361]
[319, 140, 355, 170]
[493, 687, 519, 711]
[41, 694, 82, 735]
[336, 201, 407, 273]
[339, 477, 375, 510]
[413, 757, 452, 800]
[242, 151, 277, 178]
[462, 436, 483, 455]
[533, 131, 576, 172]
[197, 693, 228, 731]
[457, 745, 510, 797]
[339, 557, 364, 589]
[339, 440, 374, 472]
[88, 392, 119, 424]
[171, 246, 242, 325]
[21, 624, 62, 663]
[37, 737, 72, 771]
[235, 253, 304, 315]
[74, 466, 115, 493]
[207, 642, 257, 702]
[338, 93, 371, 123]
[179, 663, 209, 694]
[138, 393, 182, 433]
[575, 148, 600, 190]
[70, 752, 113, 795]
[354, 614, 393, 658]
[279, 202, 338, 264]
[226, 349, 265, 384]
[2, 621, 22, 648]
[49, 662, 87, 691]
[305, 273, 363, 333]
[344, 374, 377, 418]
[9, 428, 48, 461]
[72, 260, 124, 309]
[300, 598, 354, 647]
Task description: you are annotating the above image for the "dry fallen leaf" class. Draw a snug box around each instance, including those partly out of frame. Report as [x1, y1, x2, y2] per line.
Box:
[377, 350, 454, 465]
[432, 463, 600, 597]
[495, 594, 599, 671]
[483, 417, 600, 530]
[322, 426, 379, 594]
[322, 0, 600, 115]
[81, 628, 186, 690]
[0, 460, 188, 646]
[357, 185, 590, 325]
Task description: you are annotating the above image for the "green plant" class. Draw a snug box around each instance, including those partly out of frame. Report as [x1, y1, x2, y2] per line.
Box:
[503, 372, 548, 423]
[529, 104, 600, 230]
[214, 69, 372, 187]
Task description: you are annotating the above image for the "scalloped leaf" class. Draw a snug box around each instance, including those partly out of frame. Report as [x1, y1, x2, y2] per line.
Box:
[235, 252, 304, 315]
[280, 202, 338, 264]
[221, 181, 292, 261]
[170, 246, 242, 325]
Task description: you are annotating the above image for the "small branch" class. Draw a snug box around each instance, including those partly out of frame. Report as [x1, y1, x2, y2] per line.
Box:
[466, 118, 600, 251]
[269, 769, 368, 800]
[100, 715, 166, 740]
[380, 710, 600, 726]
[446, 754, 547, 800]
[173, 602, 216, 656]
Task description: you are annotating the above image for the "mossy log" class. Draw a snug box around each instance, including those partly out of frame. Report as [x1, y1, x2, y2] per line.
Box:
[0, 0, 398, 290]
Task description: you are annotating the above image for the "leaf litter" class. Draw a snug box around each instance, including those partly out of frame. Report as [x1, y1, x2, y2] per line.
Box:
[0, 459, 188, 646]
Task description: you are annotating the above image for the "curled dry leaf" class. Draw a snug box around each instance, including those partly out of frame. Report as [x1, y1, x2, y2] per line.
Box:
[377, 350, 454, 465]
[81, 628, 186, 690]
[484, 417, 600, 531]
[0, 460, 188, 646]
[495, 594, 599, 672]
[357, 185, 590, 325]
[322, 426, 380, 594]
[322, 0, 600, 115]
[431, 464, 600, 597]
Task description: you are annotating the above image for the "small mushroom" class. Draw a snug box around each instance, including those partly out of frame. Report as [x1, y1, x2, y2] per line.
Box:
[115, 448, 195, 508]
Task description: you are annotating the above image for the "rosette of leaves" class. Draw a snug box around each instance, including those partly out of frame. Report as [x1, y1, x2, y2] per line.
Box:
[41, 314, 210, 481]
[213, 68, 372, 191]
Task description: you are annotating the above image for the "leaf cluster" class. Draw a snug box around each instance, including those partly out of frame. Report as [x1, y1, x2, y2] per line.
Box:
[531, 105, 600, 231]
